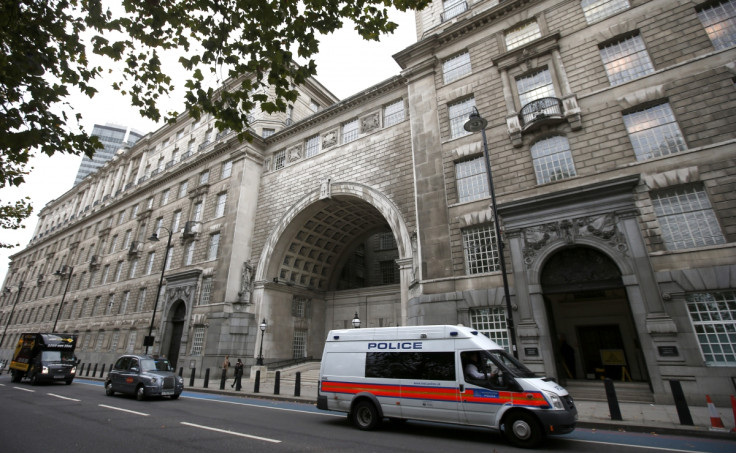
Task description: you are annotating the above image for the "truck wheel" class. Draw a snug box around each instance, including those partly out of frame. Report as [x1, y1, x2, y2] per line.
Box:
[351, 400, 380, 431]
[105, 381, 114, 396]
[11, 371, 21, 383]
[135, 385, 146, 401]
[503, 411, 542, 448]
[30, 373, 39, 386]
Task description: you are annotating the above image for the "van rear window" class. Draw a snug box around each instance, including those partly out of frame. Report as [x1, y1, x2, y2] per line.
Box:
[366, 352, 455, 381]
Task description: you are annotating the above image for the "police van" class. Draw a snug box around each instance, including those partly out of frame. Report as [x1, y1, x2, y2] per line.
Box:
[317, 325, 577, 448]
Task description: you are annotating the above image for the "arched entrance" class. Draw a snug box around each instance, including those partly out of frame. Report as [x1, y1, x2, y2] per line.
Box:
[165, 301, 186, 368]
[541, 246, 648, 383]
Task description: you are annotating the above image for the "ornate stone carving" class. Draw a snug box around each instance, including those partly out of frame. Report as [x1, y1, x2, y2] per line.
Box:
[322, 130, 337, 149]
[167, 285, 192, 304]
[238, 260, 254, 303]
[287, 144, 302, 162]
[360, 112, 380, 133]
[320, 178, 332, 200]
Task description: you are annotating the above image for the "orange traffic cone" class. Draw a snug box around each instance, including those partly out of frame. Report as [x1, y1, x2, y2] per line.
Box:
[731, 395, 736, 432]
[706, 395, 726, 431]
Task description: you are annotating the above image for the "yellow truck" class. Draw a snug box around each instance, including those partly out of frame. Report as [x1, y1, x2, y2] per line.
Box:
[10, 333, 77, 385]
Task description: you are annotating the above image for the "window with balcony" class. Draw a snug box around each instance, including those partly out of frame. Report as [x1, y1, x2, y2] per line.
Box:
[448, 97, 476, 139]
[516, 68, 556, 107]
[443, 51, 472, 84]
[442, 0, 468, 22]
[530, 136, 577, 184]
[697, 0, 736, 51]
[342, 119, 359, 144]
[581, 0, 630, 24]
[455, 157, 489, 203]
[623, 102, 686, 161]
[686, 290, 736, 365]
[462, 224, 500, 275]
[599, 33, 654, 86]
[651, 184, 725, 250]
[383, 100, 405, 127]
[305, 134, 320, 157]
[505, 21, 541, 51]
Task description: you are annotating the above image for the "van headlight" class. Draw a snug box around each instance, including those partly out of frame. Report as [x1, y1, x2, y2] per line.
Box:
[71, 366, 76, 374]
[542, 390, 564, 410]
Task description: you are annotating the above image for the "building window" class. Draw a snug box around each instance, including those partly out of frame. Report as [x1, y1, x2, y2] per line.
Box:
[470, 307, 510, 352]
[581, 0, 630, 24]
[651, 185, 726, 250]
[164, 246, 174, 271]
[128, 259, 138, 279]
[383, 100, 405, 127]
[292, 328, 307, 359]
[442, 0, 468, 21]
[123, 230, 132, 249]
[126, 330, 137, 353]
[443, 51, 472, 84]
[310, 100, 320, 112]
[146, 196, 154, 209]
[192, 201, 203, 221]
[132, 204, 139, 217]
[623, 102, 687, 161]
[101, 265, 110, 284]
[136, 288, 146, 312]
[697, 0, 736, 51]
[342, 119, 359, 144]
[185, 241, 195, 265]
[379, 260, 398, 284]
[379, 232, 396, 250]
[262, 128, 275, 138]
[208, 233, 220, 260]
[599, 34, 654, 86]
[455, 157, 489, 203]
[292, 296, 309, 318]
[178, 181, 188, 198]
[448, 97, 476, 139]
[95, 332, 105, 352]
[221, 160, 233, 179]
[199, 171, 209, 185]
[109, 235, 118, 254]
[118, 210, 126, 225]
[305, 134, 320, 158]
[145, 252, 156, 275]
[516, 68, 556, 107]
[93, 296, 102, 316]
[154, 217, 163, 237]
[120, 291, 130, 315]
[462, 224, 500, 275]
[191, 326, 205, 355]
[505, 21, 541, 51]
[105, 294, 115, 315]
[274, 150, 286, 170]
[114, 261, 123, 282]
[199, 276, 212, 305]
[530, 136, 577, 184]
[215, 193, 227, 218]
[687, 291, 736, 365]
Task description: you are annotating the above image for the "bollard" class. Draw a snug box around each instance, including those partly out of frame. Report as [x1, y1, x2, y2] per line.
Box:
[85, 363, 91, 377]
[254, 370, 261, 393]
[178, 367, 183, 377]
[204, 368, 210, 388]
[669, 380, 694, 425]
[80, 363, 86, 376]
[100, 364, 106, 378]
[189, 368, 196, 387]
[220, 368, 227, 390]
[92, 363, 98, 378]
[274, 371, 280, 395]
[603, 378, 622, 421]
[295, 371, 301, 397]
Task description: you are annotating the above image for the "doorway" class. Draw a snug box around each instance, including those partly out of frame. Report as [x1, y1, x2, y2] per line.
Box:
[166, 301, 186, 368]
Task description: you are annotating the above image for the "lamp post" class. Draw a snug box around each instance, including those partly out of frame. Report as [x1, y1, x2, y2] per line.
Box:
[352, 312, 361, 329]
[464, 107, 518, 359]
[1, 281, 24, 348]
[257, 318, 267, 365]
[145, 226, 173, 355]
[52, 265, 74, 333]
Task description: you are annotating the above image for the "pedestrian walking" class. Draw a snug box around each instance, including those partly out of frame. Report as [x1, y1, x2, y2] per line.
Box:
[232, 358, 244, 390]
[222, 355, 230, 384]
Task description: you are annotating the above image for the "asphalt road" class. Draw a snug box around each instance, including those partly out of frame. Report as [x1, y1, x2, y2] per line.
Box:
[0, 376, 734, 453]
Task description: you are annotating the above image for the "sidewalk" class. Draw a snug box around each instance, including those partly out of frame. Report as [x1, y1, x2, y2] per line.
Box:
[84, 373, 736, 440]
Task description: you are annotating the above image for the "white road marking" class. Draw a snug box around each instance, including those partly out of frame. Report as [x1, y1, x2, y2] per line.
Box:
[181, 395, 343, 417]
[568, 438, 708, 453]
[181, 421, 281, 443]
[13, 386, 34, 392]
[48, 393, 80, 402]
[98, 404, 149, 416]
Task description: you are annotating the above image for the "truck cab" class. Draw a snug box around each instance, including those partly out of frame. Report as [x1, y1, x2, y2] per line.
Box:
[10, 333, 78, 385]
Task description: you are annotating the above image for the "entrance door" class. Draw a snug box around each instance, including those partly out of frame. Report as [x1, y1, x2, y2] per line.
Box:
[166, 302, 186, 368]
[577, 325, 626, 381]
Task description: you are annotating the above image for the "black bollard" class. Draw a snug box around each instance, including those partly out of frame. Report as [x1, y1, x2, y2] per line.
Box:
[204, 368, 210, 388]
[295, 371, 301, 397]
[254, 370, 261, 393]
[100, 364, 106, 378]
[603, 378, 622, 421]
[189, 368, 196, 387]
[274, 371, 280, 395]
[85, 363, 91, 376]
[92, 363, 98, 378]
[669, 380, 694, 425]
[220, 368, 226, 390]
[80, 363, 86, 376]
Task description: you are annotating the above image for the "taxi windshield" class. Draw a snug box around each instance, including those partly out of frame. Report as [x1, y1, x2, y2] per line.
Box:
[141, 358, 173, 372]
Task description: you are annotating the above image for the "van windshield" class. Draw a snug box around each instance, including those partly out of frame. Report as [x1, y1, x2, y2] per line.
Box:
[41, 351, 76, 363]
[484, 349, 536, 378]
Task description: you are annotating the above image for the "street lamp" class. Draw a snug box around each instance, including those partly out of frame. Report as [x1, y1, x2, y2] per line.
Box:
[145, 226, 173, 355]
[352, 312, 361, 329]
[52, 265, 74, 333]
[257, 318, 267, 365]
[464, 107, 518, 359]
[1, 281, 24, 348]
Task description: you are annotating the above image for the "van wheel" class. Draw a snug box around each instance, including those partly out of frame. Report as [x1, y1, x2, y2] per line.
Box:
[352, 401, 380, 431]
[65, 378, 73, 385]
[135, 385, 146, 401]
[504, 411, 542, 448]
[105, 381, 114, 396]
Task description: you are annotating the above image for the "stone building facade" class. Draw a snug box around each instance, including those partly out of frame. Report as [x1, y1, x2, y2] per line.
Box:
[2, 0, 735, 404]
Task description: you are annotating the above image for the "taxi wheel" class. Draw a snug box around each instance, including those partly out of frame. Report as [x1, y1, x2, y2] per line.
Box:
[352, 400, 380, 431]
[105, 381, 114, 396]
[170, 394, 180, 400]
[135, 385, 146, 401]
[504, 411, 542, 448]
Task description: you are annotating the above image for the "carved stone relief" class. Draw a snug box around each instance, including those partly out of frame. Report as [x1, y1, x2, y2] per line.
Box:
[238, 260, 254, 303]
[322, 129, 338, 149]
[360, 112, 380, 134]
[287, 144, 302, 162]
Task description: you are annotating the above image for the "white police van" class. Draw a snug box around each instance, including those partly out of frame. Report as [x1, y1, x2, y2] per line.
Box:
[317, 325, 577, 448]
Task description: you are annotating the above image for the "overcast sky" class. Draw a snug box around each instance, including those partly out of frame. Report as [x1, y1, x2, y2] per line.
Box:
[0, 11, 417, 286]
